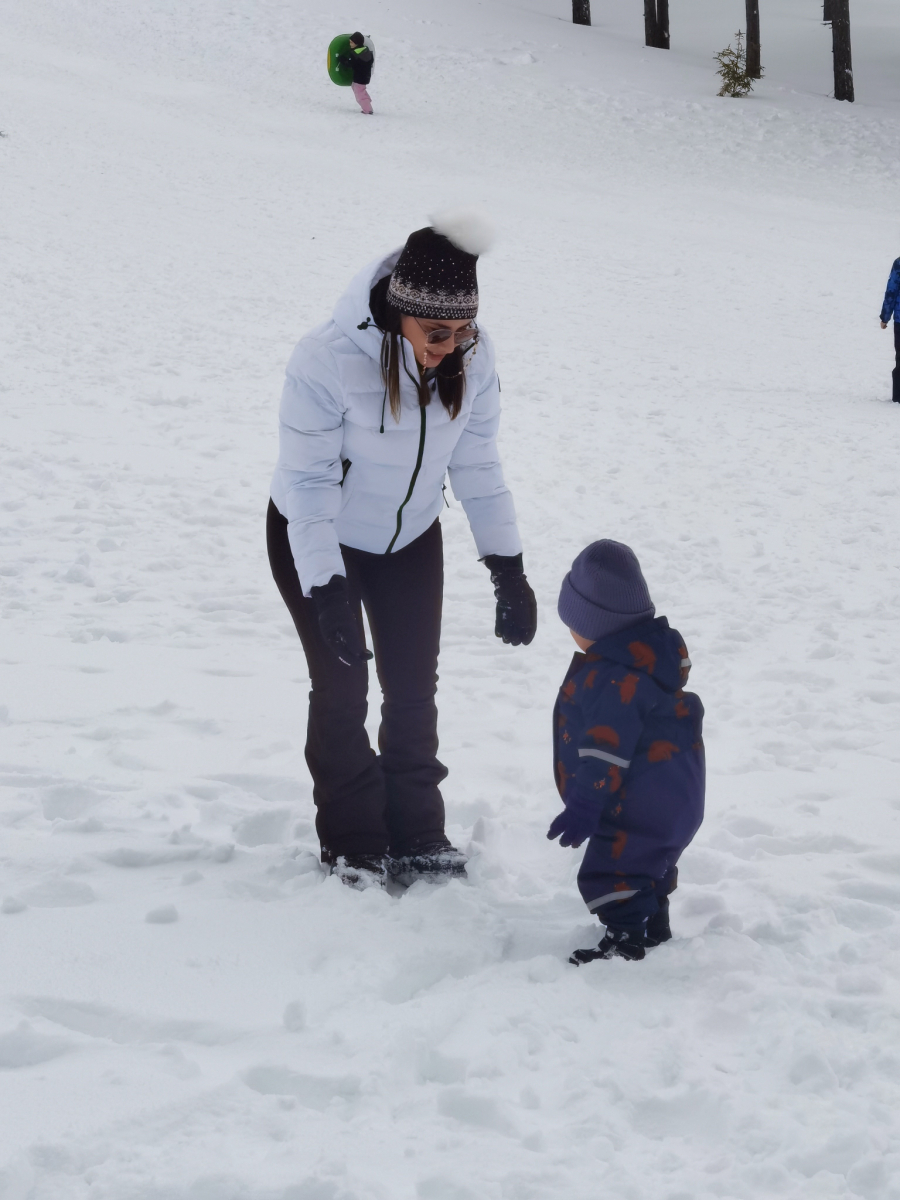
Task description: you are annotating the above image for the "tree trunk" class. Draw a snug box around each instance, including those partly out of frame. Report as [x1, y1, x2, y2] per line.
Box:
[644, 0, 658, 48]
[823, 0, 834, 22]
[745, 0, 761, 77]
[656, 0, 670, 49]
[572, 0, 591, 26]
[832, 0, 854, 101]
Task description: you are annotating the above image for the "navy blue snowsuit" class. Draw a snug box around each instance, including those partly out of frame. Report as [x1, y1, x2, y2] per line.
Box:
[553, 616, 705, 931]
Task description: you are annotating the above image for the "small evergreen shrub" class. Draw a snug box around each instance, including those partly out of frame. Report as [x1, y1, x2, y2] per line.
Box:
[715, 31, 758, 97]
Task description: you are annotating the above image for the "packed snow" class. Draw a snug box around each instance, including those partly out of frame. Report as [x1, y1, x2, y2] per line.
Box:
[2, 0, 900, 1197]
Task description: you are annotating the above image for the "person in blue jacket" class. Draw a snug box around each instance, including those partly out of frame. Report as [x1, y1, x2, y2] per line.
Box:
[548, 541, 705, 963]
[879, 256, 900, 403]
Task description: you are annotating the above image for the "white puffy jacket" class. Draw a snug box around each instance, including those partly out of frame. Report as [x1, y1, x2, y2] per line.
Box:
[270, 251, 523, 594]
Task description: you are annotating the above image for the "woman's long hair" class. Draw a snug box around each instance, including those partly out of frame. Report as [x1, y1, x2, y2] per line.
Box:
[369, 275, 466, 424]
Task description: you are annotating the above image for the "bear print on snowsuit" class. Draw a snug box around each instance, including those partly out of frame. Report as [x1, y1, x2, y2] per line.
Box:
[554, 616, 705, 931]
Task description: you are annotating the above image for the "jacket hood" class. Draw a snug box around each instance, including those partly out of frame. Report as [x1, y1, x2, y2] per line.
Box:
[332, 248, 402, 362]
[584, 616, 691, 693]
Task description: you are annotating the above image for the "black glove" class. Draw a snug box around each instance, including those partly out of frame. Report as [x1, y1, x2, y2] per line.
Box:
[482, 553, 537, 646]
[309, 575, 373, 667]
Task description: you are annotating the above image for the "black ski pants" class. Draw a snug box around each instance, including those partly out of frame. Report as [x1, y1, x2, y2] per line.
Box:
[893, 321, 900, 403]
[266, 501, 447, 860]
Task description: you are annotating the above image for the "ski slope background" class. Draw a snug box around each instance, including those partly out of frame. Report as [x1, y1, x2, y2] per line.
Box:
[2, 0, 900, 1196]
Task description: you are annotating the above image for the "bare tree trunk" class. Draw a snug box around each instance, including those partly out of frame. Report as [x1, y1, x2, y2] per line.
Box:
[832, 0, 854, 101]
[823, 0, 834, 22]
[572, 0, 591, 26]
[656, 0, 670, 49]
[746, 0, 761, 77]
[644, 0, 658, 48]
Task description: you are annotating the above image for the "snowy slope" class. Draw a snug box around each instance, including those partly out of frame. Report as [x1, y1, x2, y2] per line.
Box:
[2, 1, 900, 1197]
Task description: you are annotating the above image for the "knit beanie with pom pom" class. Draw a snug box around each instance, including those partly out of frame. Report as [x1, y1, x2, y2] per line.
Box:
[386, 210, 495, 320]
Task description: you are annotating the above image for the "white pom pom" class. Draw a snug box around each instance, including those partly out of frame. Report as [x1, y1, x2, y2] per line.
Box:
[429, 208, 496, 256]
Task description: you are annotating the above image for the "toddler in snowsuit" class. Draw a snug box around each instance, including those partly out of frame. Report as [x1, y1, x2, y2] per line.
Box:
[340, 33, 375, 115]
[548, 541, 705, 963]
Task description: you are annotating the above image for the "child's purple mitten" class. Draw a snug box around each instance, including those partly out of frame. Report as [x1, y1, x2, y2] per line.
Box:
[546, 790, 600, 848]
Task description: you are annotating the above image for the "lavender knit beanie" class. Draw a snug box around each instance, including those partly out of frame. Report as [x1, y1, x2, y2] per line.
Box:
[558, 540, 655, 642]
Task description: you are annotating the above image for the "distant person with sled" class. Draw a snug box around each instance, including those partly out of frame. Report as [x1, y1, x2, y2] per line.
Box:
[267, 212, 537, 891]
[340, 33, 375, 115]
[547, 541, 705, 964]
[879, 254, 900, 403]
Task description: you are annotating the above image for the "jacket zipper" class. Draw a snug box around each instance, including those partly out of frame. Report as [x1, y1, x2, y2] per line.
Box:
[385, 406, 426, 553]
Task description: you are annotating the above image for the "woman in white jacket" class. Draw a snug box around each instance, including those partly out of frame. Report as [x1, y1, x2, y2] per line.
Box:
[267, 214, 537, 889]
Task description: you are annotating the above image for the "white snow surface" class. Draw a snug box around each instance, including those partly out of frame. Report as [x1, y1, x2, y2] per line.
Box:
[2, 1, 900, 1197]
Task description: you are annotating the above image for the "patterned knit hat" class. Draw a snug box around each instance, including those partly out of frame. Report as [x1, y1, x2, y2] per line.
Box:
[387, 210, 495, 320]
[558, 540, 656, 642]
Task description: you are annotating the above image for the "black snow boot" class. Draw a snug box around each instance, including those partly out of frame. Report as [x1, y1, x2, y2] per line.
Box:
[391, 842, 467, 886]
[569, 928, 646, 965]
[329, 854, 389, 891]
[645, 897, 672, 948]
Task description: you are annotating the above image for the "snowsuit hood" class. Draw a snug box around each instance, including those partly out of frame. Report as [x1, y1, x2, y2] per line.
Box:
[582, 616, 691, 695]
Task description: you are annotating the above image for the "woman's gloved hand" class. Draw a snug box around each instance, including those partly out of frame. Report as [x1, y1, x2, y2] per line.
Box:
[546, 789, 601, 849]
[482, 553, 537, 646]
[309, 575, 373, 667]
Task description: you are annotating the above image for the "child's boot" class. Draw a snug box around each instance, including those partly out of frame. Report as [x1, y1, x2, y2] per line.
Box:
[569, 928, 646, 965]
[645, 896, 672, 947]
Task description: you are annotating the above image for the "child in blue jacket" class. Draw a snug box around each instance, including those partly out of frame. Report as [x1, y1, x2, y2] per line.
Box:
[548, 540, 705, 963]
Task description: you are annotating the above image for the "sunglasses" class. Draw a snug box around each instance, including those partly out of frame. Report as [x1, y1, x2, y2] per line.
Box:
[416, 319, 478, 347]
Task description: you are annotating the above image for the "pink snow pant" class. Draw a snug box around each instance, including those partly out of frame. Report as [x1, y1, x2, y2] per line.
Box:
[351, 82, 373, 114]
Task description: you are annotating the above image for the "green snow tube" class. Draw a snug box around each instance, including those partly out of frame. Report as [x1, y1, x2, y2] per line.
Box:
[327, 35, 354, 86]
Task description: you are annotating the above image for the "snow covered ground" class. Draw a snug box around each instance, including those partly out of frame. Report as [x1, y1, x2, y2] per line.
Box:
[2, 0, 900, 1196]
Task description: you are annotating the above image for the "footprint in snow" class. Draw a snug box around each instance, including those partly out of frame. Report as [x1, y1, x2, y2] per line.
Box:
[242, 1065, 360, 1110]
[145, 905, 178, 924]
[18, 997, 239, 1045]
[0, 1022, 73, 1069]
[20, 879, 95, 908]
